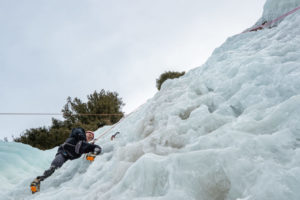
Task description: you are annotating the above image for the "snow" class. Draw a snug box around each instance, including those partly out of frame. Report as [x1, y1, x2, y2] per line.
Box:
[1, 0, 300, 199]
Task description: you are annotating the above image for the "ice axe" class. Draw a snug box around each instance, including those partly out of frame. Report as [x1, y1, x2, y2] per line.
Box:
[111, 132, 120, 141]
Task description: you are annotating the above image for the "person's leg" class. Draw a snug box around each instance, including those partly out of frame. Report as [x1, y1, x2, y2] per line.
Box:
[31, 153, 67, 193]
[37, 153, 67, 181]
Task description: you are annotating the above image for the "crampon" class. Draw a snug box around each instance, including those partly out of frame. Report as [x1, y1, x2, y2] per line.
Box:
[30, 178, 40, 194]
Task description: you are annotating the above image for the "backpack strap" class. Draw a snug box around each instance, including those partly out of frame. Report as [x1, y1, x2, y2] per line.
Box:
[75, 141, 83, 154]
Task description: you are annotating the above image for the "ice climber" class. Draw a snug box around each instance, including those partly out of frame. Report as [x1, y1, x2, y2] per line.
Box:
[30, 127, 102, 193]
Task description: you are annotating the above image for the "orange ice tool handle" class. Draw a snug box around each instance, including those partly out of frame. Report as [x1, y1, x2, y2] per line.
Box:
[86, 155, 95, 161]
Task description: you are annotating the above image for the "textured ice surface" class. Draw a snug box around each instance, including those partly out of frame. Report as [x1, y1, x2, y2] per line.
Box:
[254, 0, 300, 26]
[1, 0, 300, 199]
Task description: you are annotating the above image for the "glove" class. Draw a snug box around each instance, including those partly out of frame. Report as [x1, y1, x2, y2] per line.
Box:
[94, 147, 102, 155]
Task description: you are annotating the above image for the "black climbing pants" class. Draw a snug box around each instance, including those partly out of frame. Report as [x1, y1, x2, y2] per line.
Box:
[37, 153, 68, 181]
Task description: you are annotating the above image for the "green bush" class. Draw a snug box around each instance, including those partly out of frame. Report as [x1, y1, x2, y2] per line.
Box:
[156, 71, 185, 90]
[14, 90, 124, 150]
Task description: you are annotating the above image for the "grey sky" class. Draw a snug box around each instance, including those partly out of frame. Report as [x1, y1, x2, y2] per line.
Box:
[0, 0, 265, 140]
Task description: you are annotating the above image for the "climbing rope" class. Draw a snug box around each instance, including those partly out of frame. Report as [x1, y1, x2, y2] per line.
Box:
[92, 105, 143, 144]
[0, 113, 123, 116]
[243, 5, 300, 33]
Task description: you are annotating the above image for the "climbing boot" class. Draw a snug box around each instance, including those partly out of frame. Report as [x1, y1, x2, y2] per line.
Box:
[30, 178, 40, 194]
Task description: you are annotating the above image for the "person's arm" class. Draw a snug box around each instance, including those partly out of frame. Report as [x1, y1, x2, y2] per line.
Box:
[78, 142, 102, 155]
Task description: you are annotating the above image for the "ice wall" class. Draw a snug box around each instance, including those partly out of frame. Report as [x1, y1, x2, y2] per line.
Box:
[0, 141, 56, 198]
[255, 0, 300, 25]
[1, 0, 300, 199]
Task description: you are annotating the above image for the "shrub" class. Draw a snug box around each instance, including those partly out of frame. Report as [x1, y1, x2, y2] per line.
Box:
[156, 71, 185, 90]
[14, 89, 124, 150]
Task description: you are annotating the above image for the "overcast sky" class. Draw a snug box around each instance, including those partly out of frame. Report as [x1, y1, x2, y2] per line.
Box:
[0, 0, 266, 140]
